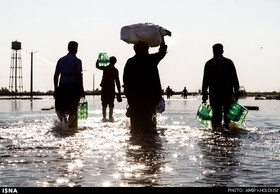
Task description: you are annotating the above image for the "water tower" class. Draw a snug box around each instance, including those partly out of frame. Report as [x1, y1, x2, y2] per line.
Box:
[9, 41, 23, 93]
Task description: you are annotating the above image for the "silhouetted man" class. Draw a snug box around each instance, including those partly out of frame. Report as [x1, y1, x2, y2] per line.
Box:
[96, 56, 121, 122]
[123, 36, 167, 135]
[166, 86, 172, 99]
[54, 41, 85, 129]
[183, 87, 188, 99]
[202, 43, 239, 129]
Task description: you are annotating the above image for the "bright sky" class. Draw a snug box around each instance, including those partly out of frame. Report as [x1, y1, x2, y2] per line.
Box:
[0, 0, 279, 92]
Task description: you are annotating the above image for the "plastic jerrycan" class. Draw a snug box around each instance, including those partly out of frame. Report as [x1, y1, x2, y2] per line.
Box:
[78, 98, 88, 120]
[98, 53, 109, 67]
[196, 103, 213, 125]
[156, 97, 165, 113]
[227, 103, 248, 124]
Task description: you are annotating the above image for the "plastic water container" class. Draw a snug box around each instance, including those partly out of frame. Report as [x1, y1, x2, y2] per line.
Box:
[121, 23, 171, 47]
[156, 98, 165, 113]
[196, 103, 213, 125]
[227, 103, 248, 124]
[98, 53, 109, 67]
[77, 98, 88, 120]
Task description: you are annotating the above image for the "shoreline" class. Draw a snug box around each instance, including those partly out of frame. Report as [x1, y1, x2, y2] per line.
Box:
[0, 92, 279, 100]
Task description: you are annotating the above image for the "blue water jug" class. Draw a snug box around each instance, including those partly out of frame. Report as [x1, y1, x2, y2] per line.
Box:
[227, 103, 248, 124]
[156, 98, 165, 113]
[196, 103, 213, 125]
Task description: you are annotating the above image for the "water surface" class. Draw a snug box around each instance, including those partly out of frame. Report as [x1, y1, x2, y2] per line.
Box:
[0, 96, 279, 187]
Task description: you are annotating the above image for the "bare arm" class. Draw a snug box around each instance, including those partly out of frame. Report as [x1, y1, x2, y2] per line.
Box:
[76, 70, 85, 97]
[202, 64, 209, 103]
[115, 71, 121, 93]
[152, 35, 167, 65]
[96, 59, 106, 70]
[232, 62, 240, 101]
[53, 70, 60, 92]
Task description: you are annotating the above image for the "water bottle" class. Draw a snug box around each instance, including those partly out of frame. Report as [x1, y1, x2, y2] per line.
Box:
[77, 98, 88, 120]
[98, 53, 109, 67]
[227, 103, 248, 124]
[196, 103, 213, 125]
[82, 100, 88, 119]
[156, 98, 165, 113]
[77, 105, 82, 120]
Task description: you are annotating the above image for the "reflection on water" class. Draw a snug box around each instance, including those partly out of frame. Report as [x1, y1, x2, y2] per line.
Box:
[123, 135, 165, 186]
[197, 130, 242, 187]
[11, 100, 22, 111]
[0, 96, 280, 187]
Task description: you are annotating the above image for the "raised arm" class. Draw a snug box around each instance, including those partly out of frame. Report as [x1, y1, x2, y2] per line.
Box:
[151, 35, 168, 65]
[96, 59, 106, 70]
[159, 35, 167, 56]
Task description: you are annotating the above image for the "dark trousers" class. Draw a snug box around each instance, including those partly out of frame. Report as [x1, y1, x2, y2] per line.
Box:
[128, 106, 157, 135]
[211, 103, 231, 129]
[210, 95, 232, 129]
[101, 88, 115, 108]
[55, 82, 80, 129]
[126, 93, 160, 135]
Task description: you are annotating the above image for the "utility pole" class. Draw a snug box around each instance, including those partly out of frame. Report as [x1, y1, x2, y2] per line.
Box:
[93, 73, 95, 93]
[27, 50, 37, 99]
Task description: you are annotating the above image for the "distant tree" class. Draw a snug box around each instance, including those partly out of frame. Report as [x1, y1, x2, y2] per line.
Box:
[0, 87, 11, 95]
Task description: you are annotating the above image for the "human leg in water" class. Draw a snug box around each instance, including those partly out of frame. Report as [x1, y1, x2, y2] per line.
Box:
[109, 106, 114, 122]
[211, 104, 223, 130]
[102, 106, 107, 121]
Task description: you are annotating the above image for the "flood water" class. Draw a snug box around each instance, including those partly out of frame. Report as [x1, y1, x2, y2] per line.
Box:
[0, 95, 280, 187]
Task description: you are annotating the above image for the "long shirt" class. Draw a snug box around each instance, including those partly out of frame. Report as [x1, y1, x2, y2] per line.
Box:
[202, 54, 239, 101]
[96, 64, 121, 93]
[123, 43, 167, 109]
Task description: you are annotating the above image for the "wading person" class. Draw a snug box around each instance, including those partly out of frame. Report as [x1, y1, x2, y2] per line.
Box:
[96, 56, 121, 122]
[183, 87, 188, 99]
[54, 41, 85, 129]
[166, 86, 172, 99]
[123, 36, 167, 135]
[202, 43, 239, 130]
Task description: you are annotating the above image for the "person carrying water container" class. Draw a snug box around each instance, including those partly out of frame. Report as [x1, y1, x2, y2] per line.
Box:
[96, 56, 121, 122]
[202, 43, 239, 130]
[53, 41, 85, 129]
[123, 36, 167, 135]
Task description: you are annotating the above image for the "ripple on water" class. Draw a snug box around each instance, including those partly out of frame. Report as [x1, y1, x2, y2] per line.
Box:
[1, 98, 280, 187]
